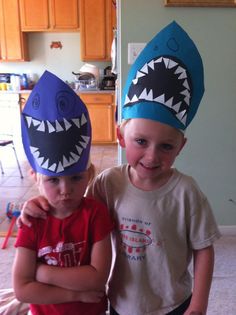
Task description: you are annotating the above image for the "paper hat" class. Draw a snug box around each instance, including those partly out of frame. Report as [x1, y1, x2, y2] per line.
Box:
[122, 21, 204, 130]
[21, 70, 91, 176]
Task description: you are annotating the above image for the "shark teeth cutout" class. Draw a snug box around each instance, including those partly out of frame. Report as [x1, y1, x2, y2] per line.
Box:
[24, 116, 89, 134]
[63, 118, 72, 131]
[47, 121, 55, 133]
[139, 88, 148, 99]
[81, 114, 87, 126]
[25, 114, 90, 173]
[124, 95, 131, 105]
[125, 56, 192, 126]
[32, 119, 41, 127]
[140, 64, 148, 74]
[130, 95, 139, 103]
[55, 120, 64, 132]
[148, 60, 155, 70]
[37, 121, 45, 132]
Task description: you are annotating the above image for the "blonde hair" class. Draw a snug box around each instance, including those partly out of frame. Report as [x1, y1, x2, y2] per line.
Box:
[118, 119, 131, 136]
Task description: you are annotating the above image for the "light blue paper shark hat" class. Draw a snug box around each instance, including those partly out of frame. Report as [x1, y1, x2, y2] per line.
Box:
[122, 21, 204, 131]
[21, 70, 92, 176]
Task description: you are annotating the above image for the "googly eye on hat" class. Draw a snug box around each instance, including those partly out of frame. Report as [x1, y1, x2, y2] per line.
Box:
[122, 21, 204, 131]
[21, 70, 92, 176]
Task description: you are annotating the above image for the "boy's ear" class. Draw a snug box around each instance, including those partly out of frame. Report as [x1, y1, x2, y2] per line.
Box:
[177, 137, 187, 156]
[29, 168, 37, 182]
[116, 126, 126, 148]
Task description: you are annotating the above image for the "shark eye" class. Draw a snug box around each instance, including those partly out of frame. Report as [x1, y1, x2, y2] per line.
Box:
[32, 93, 40, 110]
[56, 91, 76, 116]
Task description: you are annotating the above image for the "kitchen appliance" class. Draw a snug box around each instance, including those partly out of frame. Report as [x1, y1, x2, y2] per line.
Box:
[72, 63, 100, 91]
[101, 66, 116, 90]
[72, 71, 97, 90]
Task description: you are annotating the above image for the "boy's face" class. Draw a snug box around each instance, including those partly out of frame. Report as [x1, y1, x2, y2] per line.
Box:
[118, 119, 186, 188]
[36, 171, 89, 216]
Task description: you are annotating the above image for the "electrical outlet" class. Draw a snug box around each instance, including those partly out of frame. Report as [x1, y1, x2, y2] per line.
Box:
[128, 43, 146, 64]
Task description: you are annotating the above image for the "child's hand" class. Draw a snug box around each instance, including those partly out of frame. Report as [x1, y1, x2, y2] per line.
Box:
[76, 290, 105, 303]
[17, 196, 50, 228]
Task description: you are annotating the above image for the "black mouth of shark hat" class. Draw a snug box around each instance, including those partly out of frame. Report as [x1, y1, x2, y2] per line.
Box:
[23, 113, 90, 173]
[124, 56, 192, 126]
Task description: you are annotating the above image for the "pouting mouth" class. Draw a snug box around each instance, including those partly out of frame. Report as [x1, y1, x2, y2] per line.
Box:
[124, 56, 192, 126]
[23, 113, 90, 173]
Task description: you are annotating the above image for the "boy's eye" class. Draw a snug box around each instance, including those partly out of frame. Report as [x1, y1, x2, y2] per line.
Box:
[72, 175, 82, 181]
[47, 177, 59, 184]
[135, 138, 147, 145]
[161, 143, 174, 151]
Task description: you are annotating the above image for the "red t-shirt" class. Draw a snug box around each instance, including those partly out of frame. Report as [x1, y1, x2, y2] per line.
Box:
[15, 197, 113, 315]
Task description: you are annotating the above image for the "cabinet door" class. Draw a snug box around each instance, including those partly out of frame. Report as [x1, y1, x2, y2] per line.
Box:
[80, 0, 106, 60]
[19, 0, 49, 30]
[80, 93, 116, 144]
[51, 0, 79, 30]
[0, 0, 28, 61]
[87, 104, 115, 143]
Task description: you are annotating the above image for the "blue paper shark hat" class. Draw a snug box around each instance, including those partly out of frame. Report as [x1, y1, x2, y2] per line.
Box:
[21, 70, 92, 176]
[122, 21, 204, 130]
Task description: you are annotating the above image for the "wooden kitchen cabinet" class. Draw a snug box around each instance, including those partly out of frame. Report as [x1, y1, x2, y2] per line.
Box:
[19, 0, 79, 31]
[0, 0, 28, 61]
[80, 0, 116, 61]
[79, 93, 116, 144]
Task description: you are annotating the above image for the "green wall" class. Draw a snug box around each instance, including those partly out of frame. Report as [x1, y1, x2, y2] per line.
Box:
[118, 0, 236, 225]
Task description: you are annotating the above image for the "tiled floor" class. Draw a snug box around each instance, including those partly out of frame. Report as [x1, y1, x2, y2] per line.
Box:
[0, 144, 118, 227]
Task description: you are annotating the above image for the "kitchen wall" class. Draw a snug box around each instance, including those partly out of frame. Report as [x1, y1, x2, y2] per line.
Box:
[0, 32, 110, 83]
[118, 0, 236, 225]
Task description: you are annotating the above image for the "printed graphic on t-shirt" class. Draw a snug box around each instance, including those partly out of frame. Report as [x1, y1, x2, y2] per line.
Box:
[38, 240, 85, 267]
[119, 217, 162, 261]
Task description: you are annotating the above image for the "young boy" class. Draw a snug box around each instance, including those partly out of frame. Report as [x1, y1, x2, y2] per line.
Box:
[20, 22, 220, 315]
[13, 71, 113, 315]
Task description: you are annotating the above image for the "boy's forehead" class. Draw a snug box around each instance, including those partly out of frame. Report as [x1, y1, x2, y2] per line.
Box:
[125, 118, 183, 137]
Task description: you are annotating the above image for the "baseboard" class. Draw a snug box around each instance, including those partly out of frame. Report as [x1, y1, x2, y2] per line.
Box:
[219, 225, 236, 236]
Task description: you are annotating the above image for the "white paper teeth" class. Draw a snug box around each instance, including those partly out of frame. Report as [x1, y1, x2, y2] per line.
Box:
[63, 118, 72, 131]
[25, 115, 88, 134]
[37, 121, 45, 132]
[32, 119, 40, 127]
[125, 56, 192, 126]
[168, 60, 178, 69]
[163, 58, 170, 68]
[140, 63, 148, 74]
[81, 113, 87, 126]
[26, 114, 90, 172]
[47, 121, 55, 133]
[26, 116, 32, 127]
[148, 60, 155, 70]
[55, 120, 64, 132]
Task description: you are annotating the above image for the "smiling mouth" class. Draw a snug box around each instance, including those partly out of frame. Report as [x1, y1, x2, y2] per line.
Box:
[23, 113, 90, 173]
[124, 56, 192, 126]
[140, 163, 160, 170]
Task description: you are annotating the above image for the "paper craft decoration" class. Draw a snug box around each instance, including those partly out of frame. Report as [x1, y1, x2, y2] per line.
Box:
[122, 21, 204, 130]
[21, 70, 91, 176]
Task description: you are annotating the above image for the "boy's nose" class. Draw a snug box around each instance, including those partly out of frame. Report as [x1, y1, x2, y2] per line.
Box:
[146, 146, 158, 162]
[60, 181, 72, 196]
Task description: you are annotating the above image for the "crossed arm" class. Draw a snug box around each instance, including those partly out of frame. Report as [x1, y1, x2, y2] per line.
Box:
[12, 235, 112, 304]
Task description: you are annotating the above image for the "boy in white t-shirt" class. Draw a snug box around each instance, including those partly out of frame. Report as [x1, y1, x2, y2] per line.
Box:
[20, 22, 220, 315]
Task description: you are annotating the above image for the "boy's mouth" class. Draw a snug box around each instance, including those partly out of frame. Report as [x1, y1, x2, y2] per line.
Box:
[124, 56, 192, 126]
[23, 113, 90, 173]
